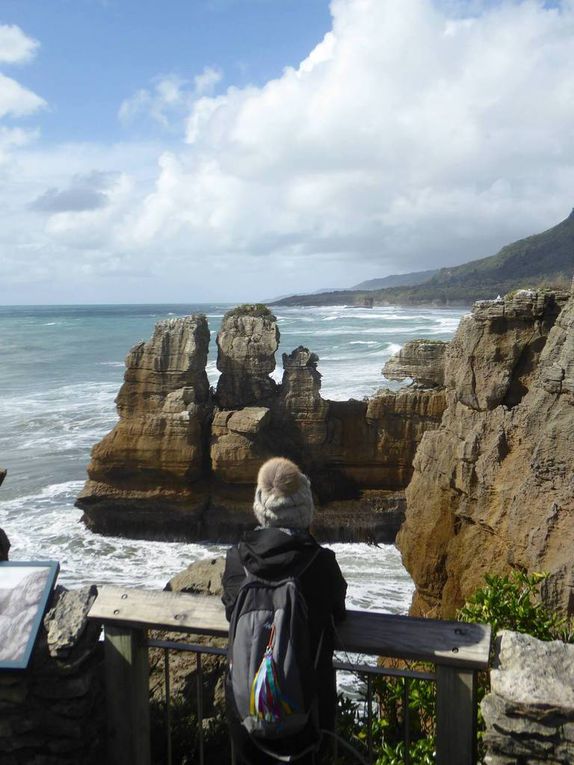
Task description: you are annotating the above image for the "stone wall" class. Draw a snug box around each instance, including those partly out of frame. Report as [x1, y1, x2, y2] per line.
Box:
[0, 585, 105, 765]
[0, 514, 105, 764]
[482, 630, 574, 765]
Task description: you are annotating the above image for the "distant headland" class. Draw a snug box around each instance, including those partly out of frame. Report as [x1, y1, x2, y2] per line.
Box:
[272, 210, 574, 308]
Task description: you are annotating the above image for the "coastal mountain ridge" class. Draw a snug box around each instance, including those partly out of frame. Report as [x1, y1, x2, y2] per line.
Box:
[351, 268, 438, 291]
[272, 209, 574, 307]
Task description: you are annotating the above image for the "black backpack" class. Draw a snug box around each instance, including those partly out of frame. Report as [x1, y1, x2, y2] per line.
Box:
[227, 549, 323, 762]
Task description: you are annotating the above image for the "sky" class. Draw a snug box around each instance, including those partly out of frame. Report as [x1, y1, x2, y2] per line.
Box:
[0, 0, 573, 304]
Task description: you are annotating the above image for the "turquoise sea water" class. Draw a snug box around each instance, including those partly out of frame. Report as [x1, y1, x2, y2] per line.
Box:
[0, 303, 464, 612]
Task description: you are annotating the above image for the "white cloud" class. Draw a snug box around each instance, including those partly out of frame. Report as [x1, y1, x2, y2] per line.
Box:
[4, 1, 574, 303]
[0, 24, 39, 65]
[118, 67, 222, 129]
[122, 0, 574, 282]
[0, 25, 45, 160]
[0, 73, 46, 118]
[194, 66, 223, 96]
[0, 125, 38, 163]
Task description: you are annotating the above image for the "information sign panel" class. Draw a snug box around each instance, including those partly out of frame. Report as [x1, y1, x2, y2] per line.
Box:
[0, 561, 60, 669]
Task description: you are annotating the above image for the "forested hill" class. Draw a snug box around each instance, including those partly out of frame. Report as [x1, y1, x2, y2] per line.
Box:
[272, 210, 574, 307]
[351, 268, 438, 291]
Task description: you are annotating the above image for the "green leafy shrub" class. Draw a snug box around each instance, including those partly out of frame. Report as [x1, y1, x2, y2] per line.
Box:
[375, 737, 435, 765]
[457, 570, 574, 759]
[457, 570, 574, 644]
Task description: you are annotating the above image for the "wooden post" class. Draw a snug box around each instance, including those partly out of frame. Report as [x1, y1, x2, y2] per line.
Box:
[435, 665, 476, 765]
[104, 624, 151, 765]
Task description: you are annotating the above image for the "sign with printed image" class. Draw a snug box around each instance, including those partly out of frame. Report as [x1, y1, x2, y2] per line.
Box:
[0, 561, 60, 669]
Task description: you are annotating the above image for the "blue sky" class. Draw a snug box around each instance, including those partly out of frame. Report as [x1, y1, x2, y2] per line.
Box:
[1, 0, 331, 143]
[1, 0, 574, 304]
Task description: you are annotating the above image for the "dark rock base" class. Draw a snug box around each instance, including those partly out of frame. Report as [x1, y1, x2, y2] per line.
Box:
[79, 490, 406, 544]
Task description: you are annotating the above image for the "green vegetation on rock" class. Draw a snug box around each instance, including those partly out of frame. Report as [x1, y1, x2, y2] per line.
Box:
[223, 303, 276, 320]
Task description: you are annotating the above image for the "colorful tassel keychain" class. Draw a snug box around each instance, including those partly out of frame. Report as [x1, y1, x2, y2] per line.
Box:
[250, 624, 296, 723]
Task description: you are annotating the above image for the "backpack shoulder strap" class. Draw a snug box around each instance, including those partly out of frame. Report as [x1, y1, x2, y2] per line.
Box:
[294, 545, 322, 579]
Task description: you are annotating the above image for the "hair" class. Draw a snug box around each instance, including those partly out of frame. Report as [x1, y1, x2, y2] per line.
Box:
[256, 457, 303, 497]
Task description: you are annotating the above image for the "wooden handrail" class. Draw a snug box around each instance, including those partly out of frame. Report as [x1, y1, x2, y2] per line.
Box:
[88, 585, 491, 765]
[89, 584, 491, 669]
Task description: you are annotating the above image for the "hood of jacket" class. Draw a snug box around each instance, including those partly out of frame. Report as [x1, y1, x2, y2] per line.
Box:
[238, 527, 319, 579]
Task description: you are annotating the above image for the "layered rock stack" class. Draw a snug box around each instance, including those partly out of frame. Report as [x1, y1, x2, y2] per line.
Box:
[482, 631, 574, 764]
[397, 288, 574, 618]
[210, 306, 280, 489]
[78, 305, 448, 542]
[78, 316, 212, 538]
[116, 316, 210, 416]
[216, 305, 279, 408]
[278, 346, 329, 445]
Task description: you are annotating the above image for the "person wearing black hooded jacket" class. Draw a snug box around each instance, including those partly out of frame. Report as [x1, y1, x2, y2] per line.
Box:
[222, 457, 347, 765]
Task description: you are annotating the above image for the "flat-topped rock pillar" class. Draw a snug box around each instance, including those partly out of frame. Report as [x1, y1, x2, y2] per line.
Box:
[216, 304, 279, 408]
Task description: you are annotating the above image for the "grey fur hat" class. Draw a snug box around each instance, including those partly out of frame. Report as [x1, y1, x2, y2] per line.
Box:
[253, 457, 314, 529]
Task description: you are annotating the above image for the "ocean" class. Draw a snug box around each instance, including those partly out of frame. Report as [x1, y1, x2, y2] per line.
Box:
[0, 303, 464, 614]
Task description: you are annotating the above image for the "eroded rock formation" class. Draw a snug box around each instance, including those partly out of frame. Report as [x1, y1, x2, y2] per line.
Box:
[383, 339, 447, 388]
[78, 306, 446, 542]
[148, 558, 227, 714]
[216, 305, 279, 408]
[77, 316, 212, 538]
[397, 288, 574, 618]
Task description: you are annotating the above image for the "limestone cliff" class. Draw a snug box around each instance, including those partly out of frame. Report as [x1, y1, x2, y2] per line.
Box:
[397, 288, 574, 618]
[78, 308, 445, 542]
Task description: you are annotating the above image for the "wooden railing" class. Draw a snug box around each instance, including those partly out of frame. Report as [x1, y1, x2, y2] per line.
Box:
[88, 586, 491, 765]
